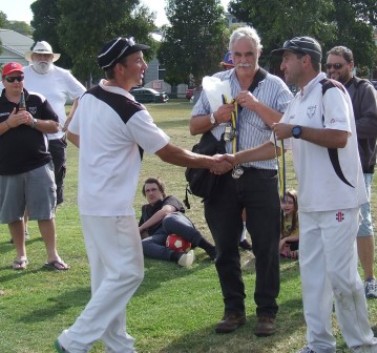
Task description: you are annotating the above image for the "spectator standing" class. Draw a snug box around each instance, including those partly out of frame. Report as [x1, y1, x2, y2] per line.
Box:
[139, 177, 216, 266]
[24, 41, 86, 206]
[54, 36, 232, 353]
[326, 46, 377, 299]
[190, 26, 293, 336]
[235, 35, 377, 353]
[0, 62, 69, 271]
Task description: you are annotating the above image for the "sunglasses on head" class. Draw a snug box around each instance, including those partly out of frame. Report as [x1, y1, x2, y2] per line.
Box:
[325, 63, 344, 70]
[4, 76, 24, 83]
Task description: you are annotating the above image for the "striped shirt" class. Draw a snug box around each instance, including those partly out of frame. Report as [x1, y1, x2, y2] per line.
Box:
[192, 68, 293, 169]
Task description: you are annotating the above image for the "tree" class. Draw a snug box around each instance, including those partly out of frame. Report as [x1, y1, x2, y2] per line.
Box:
[228, 0, 376, 72]
[57, 0, 156, 84]
[5, 21, 33, 37]
[158, 0, 229, 86]
[31, 0, 73, 68]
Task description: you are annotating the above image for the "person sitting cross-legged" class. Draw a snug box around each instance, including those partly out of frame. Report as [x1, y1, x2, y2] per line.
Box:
[139, 177, 216, 267]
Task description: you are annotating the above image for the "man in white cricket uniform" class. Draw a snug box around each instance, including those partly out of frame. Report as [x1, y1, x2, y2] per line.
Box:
[233, 36, 377, 353]
[54, 37, 233, 353]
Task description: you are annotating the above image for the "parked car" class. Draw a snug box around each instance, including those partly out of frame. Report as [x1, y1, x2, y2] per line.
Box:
[130, 87, 169, 103]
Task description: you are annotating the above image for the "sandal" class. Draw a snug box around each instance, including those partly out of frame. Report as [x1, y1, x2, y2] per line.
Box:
[43, 260, 70, 271]
[12, 258, 28, 270]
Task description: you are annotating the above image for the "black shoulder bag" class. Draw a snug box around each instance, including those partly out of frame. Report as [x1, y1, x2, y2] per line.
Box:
[185, 131, 226, 200]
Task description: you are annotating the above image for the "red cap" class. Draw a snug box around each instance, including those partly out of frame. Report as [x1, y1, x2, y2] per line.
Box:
[2, 62, 24, 77]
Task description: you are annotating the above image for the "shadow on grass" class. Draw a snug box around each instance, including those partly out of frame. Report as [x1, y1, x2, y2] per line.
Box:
[149, 297, 306, 353]
[136, 251, 215, 298]
[15, 251, 215, 325]
[0, 236, 44, 258]
[18, 287, 91, 323]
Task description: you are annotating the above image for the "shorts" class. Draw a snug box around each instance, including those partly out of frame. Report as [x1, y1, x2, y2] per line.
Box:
[358, 173, 374, 237]
[0, 162, 57, 223]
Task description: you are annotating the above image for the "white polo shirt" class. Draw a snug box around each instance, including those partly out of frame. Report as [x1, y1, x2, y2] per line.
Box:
[69, 80, 169, 216]
[23, 64, 86, 140]
[280, 72, 366, 212]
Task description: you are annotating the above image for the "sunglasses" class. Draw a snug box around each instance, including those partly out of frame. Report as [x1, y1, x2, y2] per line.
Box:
[325, 63, 344, 70]
[4, 76, 24, 83]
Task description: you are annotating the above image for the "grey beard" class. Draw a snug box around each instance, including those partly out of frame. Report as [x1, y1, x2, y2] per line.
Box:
[32, 61, 52, 74]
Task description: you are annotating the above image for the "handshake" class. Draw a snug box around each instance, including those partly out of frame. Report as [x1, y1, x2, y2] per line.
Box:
[209, 153, 235, 175]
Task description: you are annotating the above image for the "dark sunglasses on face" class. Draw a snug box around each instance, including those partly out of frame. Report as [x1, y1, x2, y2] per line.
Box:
[325, 63, 344, 70]
[4, 76, 24, 83]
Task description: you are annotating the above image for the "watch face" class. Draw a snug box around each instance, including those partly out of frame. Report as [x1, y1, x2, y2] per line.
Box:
[292, 126, 302, 138]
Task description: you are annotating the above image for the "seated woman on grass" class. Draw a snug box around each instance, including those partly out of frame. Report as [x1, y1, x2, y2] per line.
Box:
[279, 189, 299, 260]
[139, 177, 216, 267]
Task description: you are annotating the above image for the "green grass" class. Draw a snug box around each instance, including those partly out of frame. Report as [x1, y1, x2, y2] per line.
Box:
[0, 99, 376, 353]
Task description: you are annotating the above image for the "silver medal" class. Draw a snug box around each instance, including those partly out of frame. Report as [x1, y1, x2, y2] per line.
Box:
[232, 166, 244, 179]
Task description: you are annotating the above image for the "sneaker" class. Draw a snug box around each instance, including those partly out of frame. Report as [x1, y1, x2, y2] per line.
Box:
[215, 311, 246, 333]
[254, 316, 276, 337]
[54, 339, 71, 353]
[177, 250, 195, 267]
[351, 345, 377, 353]
[365, 278, 377, 299]
[297, 347, 317, 353]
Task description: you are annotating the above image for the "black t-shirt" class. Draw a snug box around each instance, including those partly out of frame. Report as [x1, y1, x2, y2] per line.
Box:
[139, 195, 184, 234]
[0, 88, 59, 175]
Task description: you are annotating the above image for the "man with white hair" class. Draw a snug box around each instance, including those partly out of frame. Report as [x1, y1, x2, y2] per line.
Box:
[190, 26, 293, 336]
[23, 41, 86, 206]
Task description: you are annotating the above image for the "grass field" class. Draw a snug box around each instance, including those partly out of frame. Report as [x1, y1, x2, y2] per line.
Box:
[0, 99, 376, 353]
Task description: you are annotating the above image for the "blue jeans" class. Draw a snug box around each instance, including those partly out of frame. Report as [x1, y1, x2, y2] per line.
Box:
[142, 212, 203, 261]
[204, 168, 280, 317]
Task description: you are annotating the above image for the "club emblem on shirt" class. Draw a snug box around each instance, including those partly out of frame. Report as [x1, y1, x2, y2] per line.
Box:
[335, 211, 344, 222]
[29, 107, 37, 115]
[307, 106, 316, 119]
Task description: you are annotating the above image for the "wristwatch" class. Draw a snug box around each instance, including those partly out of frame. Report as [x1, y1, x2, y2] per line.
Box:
[209, 112, 217, 126]
[31, 118, 38, 128]
[291, 125, 302, 139]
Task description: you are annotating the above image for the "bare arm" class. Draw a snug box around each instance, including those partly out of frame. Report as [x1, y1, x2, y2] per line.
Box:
[189, 103, 234, 135]
[2, 108, 59, 134]
[67, 131, 80, 148]
[234, 141, 278, 165]
[236, 90, 283, 127]
[139, 205, 177, 233]
[155, 143, 233, 174]
[63, 98, 80, 132]
[273, 123, 348, 148]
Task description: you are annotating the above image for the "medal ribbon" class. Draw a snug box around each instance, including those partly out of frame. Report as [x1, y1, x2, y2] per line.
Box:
[273, 133, 286, 199]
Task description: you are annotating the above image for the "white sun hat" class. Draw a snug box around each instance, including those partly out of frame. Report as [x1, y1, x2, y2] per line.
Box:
[25, 41, 61, 62]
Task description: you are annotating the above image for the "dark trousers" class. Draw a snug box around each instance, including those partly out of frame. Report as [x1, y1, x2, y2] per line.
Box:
[204, 168, 280, 317]
[142, 212, 203, 261]
[48, 137, 67, 205]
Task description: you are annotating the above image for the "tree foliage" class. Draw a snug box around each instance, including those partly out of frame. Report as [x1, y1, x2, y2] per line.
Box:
[5, 21, 33, 37]
[29, 0, 156, 84]
[228, 0, 377, 72]
[0, 12, 33, 56]
[158, 0, 229, 86]
[31, 0, 72, 68]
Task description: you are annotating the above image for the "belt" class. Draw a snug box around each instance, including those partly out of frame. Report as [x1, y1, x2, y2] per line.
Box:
[242, 166, 277, 177]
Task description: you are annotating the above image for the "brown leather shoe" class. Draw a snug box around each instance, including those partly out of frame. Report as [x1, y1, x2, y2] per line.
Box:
[254, 316, 276, 337]
[215, 312, 246, 333]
